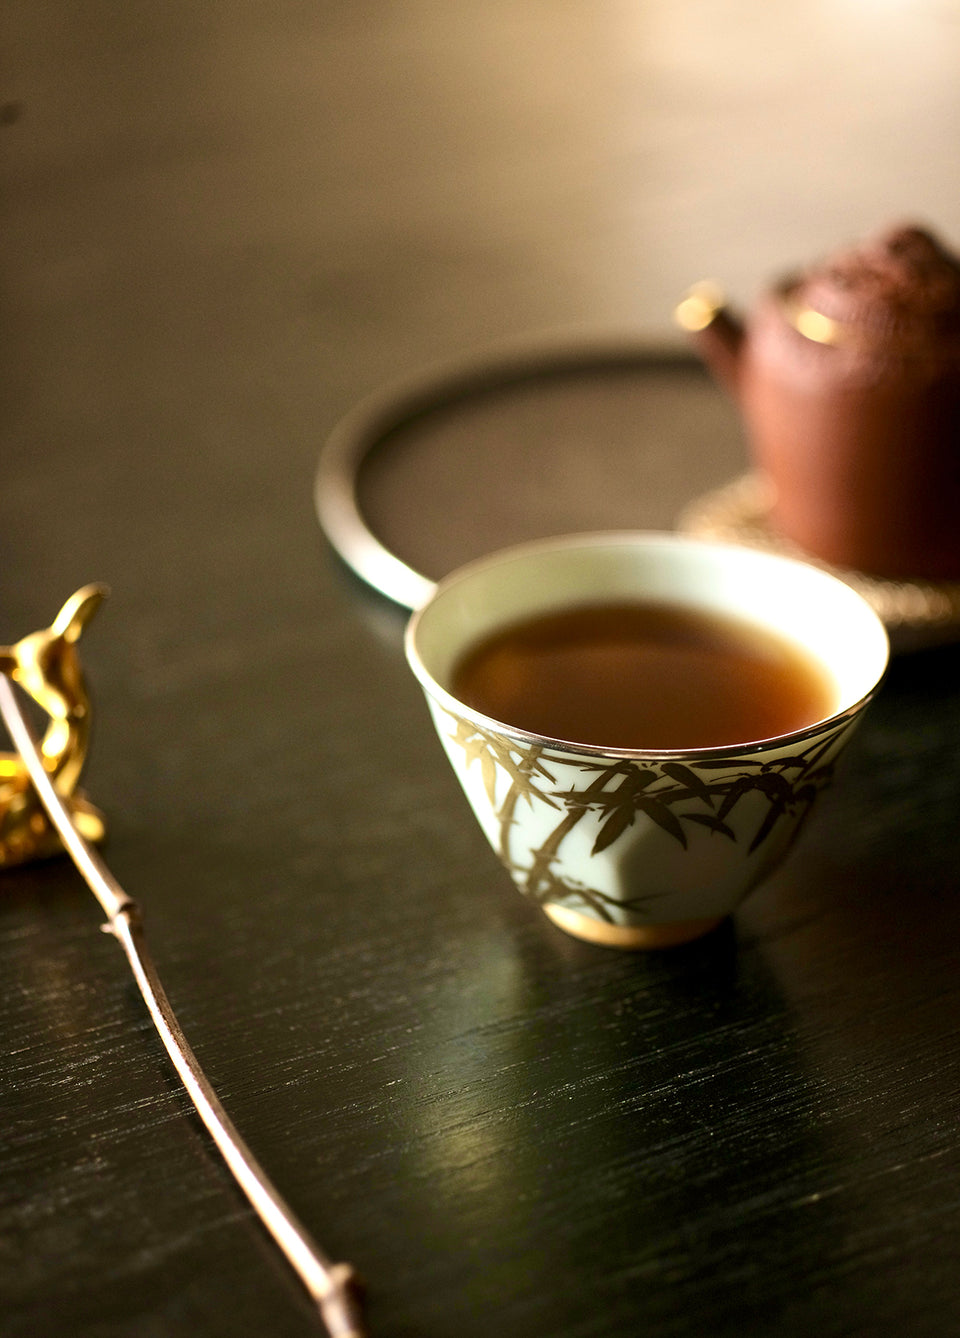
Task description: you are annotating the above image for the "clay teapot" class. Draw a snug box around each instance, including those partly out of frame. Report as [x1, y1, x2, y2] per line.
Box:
[677, 224, 960, 581]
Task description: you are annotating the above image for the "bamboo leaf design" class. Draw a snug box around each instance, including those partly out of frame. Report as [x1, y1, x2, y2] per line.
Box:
[480, 751, 497, 806]
[682, 811, 737, 840]
[572, 758, 646, 782]
[581, 764, 656, 796]
[556, 766, 656, 812]
[795, 734, 838, 777]
[621, 768, 658, 796]
[718, 769, 792, 820]
[524, 809, 589, 898]
[717, 775, 760, 821]
[443, 708, 841, 916]
[449, 721, 560, 812]
[635, 796, 688, 848]
[457, 734, 493, 770]
[661, 761, 716, 805]
[564, 885, 617, 922]
[748, 799, 787, 853]
[592, 803, 635, 854]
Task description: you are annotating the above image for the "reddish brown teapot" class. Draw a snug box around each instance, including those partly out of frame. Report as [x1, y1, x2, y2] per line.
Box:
[678, 224, 960, 580]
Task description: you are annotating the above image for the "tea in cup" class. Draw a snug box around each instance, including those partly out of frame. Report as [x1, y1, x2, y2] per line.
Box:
[405, 532, 889, 949]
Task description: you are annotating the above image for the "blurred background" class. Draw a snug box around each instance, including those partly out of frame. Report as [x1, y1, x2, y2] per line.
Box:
[5, 0, 960, 619]
[5, 0, 960, 443]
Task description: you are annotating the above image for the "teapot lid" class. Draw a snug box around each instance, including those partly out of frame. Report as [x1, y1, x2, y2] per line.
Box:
[783, 224, 960, 349]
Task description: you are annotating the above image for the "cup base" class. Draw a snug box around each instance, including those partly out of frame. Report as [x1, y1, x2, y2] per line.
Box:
[544, 903, 724, 949]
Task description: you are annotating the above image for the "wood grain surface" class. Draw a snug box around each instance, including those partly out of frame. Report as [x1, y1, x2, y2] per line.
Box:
[3, 4, 960, 1336]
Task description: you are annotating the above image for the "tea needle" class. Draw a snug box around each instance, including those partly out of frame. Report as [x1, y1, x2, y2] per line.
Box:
[0, 673, 368, 1338]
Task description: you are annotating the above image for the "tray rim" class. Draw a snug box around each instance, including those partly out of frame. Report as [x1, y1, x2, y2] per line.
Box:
[314, 328, 696, 611]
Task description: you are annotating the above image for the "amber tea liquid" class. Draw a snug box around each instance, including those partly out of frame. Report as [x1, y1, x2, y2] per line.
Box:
[451, 601, 835, 750]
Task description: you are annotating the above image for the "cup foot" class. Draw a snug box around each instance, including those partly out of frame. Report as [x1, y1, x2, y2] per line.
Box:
[544, 903, 724, 949]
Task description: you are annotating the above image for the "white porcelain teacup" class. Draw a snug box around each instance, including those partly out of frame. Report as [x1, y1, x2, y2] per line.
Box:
[405, 532, 889, 949]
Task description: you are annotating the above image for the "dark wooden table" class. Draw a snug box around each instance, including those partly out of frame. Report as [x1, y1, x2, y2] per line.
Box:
[3, 5, 960, 1336]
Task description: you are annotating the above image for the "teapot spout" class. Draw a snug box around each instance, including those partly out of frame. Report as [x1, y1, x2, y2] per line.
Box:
[675, 283, 745, 397]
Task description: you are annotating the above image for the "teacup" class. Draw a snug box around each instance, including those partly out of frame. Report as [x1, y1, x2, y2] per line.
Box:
[405, 532, 889, 949]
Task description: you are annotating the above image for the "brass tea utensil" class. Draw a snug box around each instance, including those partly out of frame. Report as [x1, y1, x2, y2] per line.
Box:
[0, 583, 108, 865]
[0, 590, 367, 1338]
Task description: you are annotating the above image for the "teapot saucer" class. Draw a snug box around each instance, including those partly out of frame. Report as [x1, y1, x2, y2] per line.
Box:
[679, 472, 960, 653]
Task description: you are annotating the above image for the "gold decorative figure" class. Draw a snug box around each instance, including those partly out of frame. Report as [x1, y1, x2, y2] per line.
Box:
[0, 584, 108, 866]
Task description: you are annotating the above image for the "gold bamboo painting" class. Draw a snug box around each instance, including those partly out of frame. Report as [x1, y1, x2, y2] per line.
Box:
[444, 713, 856, 924]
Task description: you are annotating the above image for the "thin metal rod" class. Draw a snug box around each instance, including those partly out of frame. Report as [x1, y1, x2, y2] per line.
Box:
[0, 674, 367, 1338]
